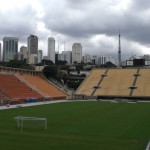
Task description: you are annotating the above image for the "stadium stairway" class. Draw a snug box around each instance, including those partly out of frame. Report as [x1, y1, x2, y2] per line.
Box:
[75, 68, 150, 100]
[91, 69, 109, 96]
[74, 69, 107, 98]
[129, 68, 140, 96]
[16, 75, 69, 100]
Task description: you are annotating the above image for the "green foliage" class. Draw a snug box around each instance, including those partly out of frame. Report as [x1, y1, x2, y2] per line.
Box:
[76, 63, 83, 71]
[102, 61, 116, 68]
[56, 60, 68, 65]
[6, 60, 33, 69]
[67, 80, 81, 89]
[42, 65, 58, 78]
[57, 70, 68, 84]
[0, 102, 150, 150]
[41, 59, 53, 65]
[59, 65, 69, 71]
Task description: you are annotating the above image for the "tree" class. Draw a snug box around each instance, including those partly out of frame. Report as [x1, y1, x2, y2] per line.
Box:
[41, 59, 53, 66]
[55, 60, 67, 65]
[42, 65, 58, 79]
[76, 63, 83, 74]
[59, 65, 69, 70]
[6, 60, 33, 69]
[102, 61, 116, 68]
[57, 70, 68, 84]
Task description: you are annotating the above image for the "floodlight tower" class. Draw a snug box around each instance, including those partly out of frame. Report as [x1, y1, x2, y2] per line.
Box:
[118, 30, 121, 67]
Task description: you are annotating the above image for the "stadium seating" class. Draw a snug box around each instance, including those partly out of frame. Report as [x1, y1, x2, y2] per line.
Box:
[17, 75, 67, 100]
[94, 69, 137, 96]
[0, 74, 42, 101]
[75, 69, 107, 96]
[133, 69, 150, 97]
[75, 68, 150, 99]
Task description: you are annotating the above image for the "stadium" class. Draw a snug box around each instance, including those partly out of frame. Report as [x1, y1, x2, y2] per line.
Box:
[1, 66, 150, 149]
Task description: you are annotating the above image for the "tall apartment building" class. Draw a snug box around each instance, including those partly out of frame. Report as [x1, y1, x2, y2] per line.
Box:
[38, 50, 43, 63]
[96, 56, 116, 65]
[20, 46, 27, 60]
[3, 37, 19, 61]
[28, 54, 38, 64]
[48, 37, 55, 63]
[60, 51, 72, 64]
[82, 54, 91, 63]
[72, 43, 82, 63]
[17, 52, 23, 61]
[27, 35, 38, 55]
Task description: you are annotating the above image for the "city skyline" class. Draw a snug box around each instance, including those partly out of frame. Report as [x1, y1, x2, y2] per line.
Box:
[0, 0, 150, 60]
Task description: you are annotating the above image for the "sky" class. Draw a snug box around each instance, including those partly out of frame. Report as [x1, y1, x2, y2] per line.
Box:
[0, 0, 150, 60]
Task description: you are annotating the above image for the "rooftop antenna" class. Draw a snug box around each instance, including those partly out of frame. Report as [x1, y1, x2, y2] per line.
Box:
[118, 30, 121, 67]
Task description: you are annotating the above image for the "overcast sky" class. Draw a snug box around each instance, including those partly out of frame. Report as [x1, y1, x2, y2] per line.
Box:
[0, 0, 150, 60]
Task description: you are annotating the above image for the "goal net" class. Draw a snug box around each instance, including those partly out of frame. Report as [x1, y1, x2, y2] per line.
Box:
[14, 116, 47, 132]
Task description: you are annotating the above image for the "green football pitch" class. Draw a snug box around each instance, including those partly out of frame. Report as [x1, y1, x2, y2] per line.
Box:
[0, 101, 150, 150]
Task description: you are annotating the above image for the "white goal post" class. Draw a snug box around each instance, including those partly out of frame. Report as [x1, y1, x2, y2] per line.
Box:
[14, 116, 47, 132]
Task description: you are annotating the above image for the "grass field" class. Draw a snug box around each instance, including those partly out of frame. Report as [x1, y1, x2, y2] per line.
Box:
[0, 101, 150, 150]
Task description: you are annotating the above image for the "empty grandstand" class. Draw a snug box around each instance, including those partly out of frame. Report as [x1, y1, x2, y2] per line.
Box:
[0, 74, 42, 104]
[133, 69, 150, 97]
[74, 69, 107, 97]
[74, 68, 150, 100]
[17, 75, 68, 100]
[0, 67, 69, 105]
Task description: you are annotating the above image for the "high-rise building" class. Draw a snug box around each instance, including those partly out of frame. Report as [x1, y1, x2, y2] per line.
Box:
[27, 35, 38, 55]
[0, 43, 1, 61]
[38, 50, 43, 63]
[58, 51, 72, 64]
[82, 54, 91, 63]
[28, 54, 38, 65]
[17, 52, 23, 61]
[48, 37, 55, 63]
[20, 46, 27, 60]
[62, 51, 72, 64]
[3, 37, 19, 61]
[72, 43, 82, 63]
[43, 56, 48, 60]
[96, 56, 116, 65]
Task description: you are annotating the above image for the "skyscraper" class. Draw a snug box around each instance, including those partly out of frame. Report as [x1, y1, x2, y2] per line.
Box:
[3, 37, 19, 61]
[27, 35, 38, 55]
[20, 46, 27, 60]
[72, 43, 82, 63]
[48, 37, 55, 63]
[62, 51, 72, 64]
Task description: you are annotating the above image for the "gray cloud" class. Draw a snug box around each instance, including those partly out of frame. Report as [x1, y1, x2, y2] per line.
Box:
[0, 4, 37, 42]
[130, 0, 150, 11]
[0, 0, 150, 59]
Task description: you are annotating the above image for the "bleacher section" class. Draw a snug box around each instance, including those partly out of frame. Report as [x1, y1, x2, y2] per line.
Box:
[74, 69, 106, 96]
[75, 68, 150, 100]
[133, 69, 150, 97]
[0, 74, 42, 103]
[17, 75, 68, 100]
[94, 69, 137, 96]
